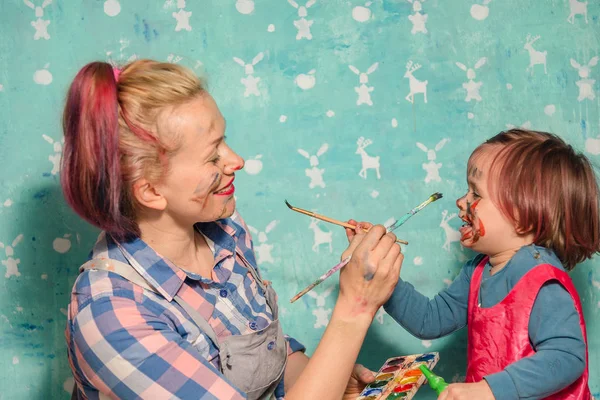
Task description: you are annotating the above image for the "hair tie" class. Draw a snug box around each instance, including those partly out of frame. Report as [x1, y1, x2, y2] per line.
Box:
[112, 67, 121, 82]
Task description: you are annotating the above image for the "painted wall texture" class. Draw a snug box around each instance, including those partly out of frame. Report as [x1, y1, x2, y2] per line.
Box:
[0, 0, 599, 398]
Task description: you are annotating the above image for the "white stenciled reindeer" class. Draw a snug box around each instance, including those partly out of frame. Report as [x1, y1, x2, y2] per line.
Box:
[455, 57, 487, 102]
[288, 0, 316, 40]
[1, 234, 24, 278]
[571, 56, 598, 102]
[248, 220, 278, 264]
[404, 61, 428, 104]
[309, 218, 333, 253]
[42, 134, 63, 175]
[349, 63, 379, 106]
[440, 211, 461, 251]
[24, 0, 52, 40]
[308, 287, 334, 328]
[567, 0, 588, 24]
[233, 52, 265, 97]
[416, 138, 449, 183]
[524, 34, 547, 75]
[407, 0, 428, 34]
[356, 137, 381, 180]
[298, 143, 328, 189]
[172, 0, 192, 31]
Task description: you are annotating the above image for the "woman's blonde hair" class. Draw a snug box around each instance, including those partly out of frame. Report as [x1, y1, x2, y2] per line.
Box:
[61, 59, 206, 238]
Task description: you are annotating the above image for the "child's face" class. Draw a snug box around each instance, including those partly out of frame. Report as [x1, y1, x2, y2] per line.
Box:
[456, 147, 521, 255]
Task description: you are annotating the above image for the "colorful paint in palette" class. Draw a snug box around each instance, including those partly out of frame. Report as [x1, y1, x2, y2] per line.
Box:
[357, 352, 439, 400]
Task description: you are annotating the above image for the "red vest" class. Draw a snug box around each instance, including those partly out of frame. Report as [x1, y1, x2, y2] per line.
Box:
[466, 257, 590, 399]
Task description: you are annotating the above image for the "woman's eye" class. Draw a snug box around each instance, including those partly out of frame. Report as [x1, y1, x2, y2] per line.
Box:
[211, 154, 221, 163]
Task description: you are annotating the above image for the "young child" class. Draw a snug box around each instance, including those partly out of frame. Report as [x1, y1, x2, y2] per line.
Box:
[383, 129, 598, 399]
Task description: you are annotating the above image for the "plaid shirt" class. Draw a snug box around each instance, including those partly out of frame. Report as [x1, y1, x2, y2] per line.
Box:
[66, 211, 304, 399]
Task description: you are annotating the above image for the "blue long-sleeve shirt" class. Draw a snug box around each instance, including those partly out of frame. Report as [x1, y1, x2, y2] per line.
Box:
[384, 245, 586, 400]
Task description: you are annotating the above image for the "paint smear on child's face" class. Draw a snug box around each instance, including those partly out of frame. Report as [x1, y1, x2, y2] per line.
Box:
[460, 199, 486, 244]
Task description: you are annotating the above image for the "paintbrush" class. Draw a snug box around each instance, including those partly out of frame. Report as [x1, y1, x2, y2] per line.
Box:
[290, 192, 443, 303]
[285, 200, 409, 245]
[385, 192, 443, 232]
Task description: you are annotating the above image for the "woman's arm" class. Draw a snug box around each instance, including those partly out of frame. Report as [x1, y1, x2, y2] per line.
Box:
[286, 225, 403, 400]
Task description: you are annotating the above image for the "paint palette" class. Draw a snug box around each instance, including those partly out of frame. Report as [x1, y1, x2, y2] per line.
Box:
[357, 352, 439, 400]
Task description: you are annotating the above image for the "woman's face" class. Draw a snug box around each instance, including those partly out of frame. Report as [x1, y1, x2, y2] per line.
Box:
[156, 93, 244, 225]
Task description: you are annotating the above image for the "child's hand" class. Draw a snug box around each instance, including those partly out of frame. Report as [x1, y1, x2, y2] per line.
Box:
[438, 381, 495, 400]
[344, 220, 373, 243]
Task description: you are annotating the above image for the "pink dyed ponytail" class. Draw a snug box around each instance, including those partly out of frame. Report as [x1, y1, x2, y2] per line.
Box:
[61, 62, 137, 239]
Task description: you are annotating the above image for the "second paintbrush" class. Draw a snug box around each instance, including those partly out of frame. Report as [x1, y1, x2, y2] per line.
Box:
[284, 200, 409, 245]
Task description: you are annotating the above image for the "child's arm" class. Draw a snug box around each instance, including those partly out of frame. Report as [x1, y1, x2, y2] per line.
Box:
[483, 282, 586, 400]
[383, 256, 482, 339]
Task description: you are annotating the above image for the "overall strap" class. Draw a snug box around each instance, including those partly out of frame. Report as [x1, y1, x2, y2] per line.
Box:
[80, 258, 221, 347]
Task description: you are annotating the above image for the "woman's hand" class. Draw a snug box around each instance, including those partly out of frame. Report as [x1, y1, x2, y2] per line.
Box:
[344, 219, 372, 243]
[438, 381, 495, 400]
[342, 364, 376, 400]
[337, 224, 403, 320]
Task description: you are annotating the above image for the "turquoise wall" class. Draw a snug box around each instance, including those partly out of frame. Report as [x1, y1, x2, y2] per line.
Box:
[0, 0, 599, 398]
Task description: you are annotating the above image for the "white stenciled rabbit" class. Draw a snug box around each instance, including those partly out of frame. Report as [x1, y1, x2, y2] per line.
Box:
[0, 234, 24, 278]
[42, 134, 63, 175]
[309, 217, 333, 253]
[416, 138, 449, 183]
[298, 143, 328, 188]
[348, 63, 379, 106]
[524, 35, 547, 75]
[407, 0, 428, 34]
[233, 52, 265, 97]
[307, 286, 334, 307]
[288, 0, 316, 40]
[356, 137, 381, 179]
[440, 210, 461, 251]
[172, 0, 192, 31]
[455, 58, 487, 102]
[571, 56, 598, 102]
[248, 220, 278, 264]
[24, 0, 52, 40]
[308, 287, 334, 328]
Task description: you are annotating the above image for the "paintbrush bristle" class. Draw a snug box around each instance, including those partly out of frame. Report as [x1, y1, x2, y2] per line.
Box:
[284, 200, 294, 209]
[430, 192, 443, 201]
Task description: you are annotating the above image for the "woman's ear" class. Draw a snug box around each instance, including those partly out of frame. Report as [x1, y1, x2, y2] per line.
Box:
[132, 179, 167, 211]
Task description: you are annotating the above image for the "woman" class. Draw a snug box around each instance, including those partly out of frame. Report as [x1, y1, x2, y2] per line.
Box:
[62, 60, 403, 399]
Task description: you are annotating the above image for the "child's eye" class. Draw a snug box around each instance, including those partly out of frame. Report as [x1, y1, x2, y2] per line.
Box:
[472, 191, 481, 198]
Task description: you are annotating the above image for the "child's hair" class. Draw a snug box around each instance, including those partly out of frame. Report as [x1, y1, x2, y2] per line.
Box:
[468, 129, 600, 270]
[61, 60, 206, 239]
